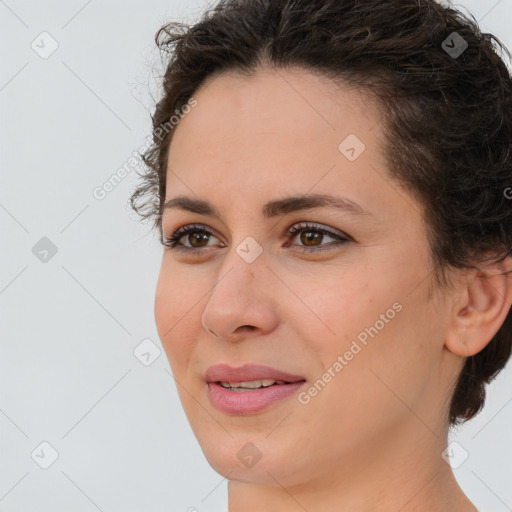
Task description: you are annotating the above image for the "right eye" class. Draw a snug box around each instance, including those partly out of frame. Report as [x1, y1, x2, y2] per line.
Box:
[163, 224, 221, 254]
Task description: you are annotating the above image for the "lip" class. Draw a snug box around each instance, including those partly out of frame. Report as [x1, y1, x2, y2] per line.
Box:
[204, 364, 307, 415]
[204, 363, 306, 384]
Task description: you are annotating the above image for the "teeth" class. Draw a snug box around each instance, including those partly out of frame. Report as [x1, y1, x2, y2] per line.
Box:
[219, 379, 286, 389]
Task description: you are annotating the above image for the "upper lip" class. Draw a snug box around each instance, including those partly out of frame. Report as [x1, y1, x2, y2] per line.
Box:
[205, 364, 306, 383]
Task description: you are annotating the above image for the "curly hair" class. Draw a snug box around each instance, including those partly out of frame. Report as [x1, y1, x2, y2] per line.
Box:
[129, 0, 512, 426]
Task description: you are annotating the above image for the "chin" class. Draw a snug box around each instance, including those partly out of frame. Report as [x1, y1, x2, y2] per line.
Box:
[199, 435, 302, 486]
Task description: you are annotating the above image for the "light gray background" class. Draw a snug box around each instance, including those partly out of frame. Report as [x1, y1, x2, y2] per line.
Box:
[1, 1, 511, 511]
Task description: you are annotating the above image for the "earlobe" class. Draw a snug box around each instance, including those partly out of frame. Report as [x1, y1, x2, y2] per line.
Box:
[444, 257, 512, 358]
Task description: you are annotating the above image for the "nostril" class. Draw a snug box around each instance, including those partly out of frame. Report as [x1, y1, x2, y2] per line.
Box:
[238, 325, 256, 332]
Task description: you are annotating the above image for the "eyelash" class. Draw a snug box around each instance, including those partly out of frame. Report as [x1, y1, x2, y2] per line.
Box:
[162, 222, 351, 255]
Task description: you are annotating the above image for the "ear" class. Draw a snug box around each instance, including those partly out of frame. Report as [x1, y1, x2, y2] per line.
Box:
[444, 256, 512, 357]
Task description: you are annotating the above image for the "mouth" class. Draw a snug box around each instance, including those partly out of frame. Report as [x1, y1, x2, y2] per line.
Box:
[204, 363, 307, 414]
[216, 378, 297, 391]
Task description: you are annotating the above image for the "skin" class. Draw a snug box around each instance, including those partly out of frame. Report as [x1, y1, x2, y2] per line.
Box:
[154, 65, 512, 512]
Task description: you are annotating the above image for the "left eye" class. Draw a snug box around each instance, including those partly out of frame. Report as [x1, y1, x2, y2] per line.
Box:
[285, 222, 350, 252]
[162, 222, 351, 254]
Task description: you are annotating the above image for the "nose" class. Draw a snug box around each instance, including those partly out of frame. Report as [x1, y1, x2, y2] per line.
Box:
[201, 247, 280, 343]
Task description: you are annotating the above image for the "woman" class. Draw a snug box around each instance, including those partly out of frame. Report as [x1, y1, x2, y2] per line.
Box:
[130, 0, 512, 510]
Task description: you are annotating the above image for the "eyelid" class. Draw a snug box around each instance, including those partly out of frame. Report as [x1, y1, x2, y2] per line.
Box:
[162, 221, 352, 254]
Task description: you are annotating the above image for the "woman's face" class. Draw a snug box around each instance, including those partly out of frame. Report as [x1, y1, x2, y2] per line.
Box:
[154, 66, 463, 487]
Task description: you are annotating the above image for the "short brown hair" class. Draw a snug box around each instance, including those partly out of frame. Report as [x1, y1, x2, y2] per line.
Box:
[130, 0, 512, 426]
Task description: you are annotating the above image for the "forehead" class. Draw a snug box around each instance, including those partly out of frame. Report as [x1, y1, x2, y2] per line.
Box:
[171, 66, 377, 145]
[167, 66, 384, 181]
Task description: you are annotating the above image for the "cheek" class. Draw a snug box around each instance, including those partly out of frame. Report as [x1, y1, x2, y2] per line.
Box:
[295, 263, 437, 393]
[288, 267, 388, 355]
[154, 262, 202, 366]
[322, 289, 437, 420]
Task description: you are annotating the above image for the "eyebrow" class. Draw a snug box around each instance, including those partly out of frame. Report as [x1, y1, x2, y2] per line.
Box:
[162, 193, 375, 220]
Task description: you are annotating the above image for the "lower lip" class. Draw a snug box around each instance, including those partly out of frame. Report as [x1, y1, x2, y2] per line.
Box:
[207, 381, 307, 415]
